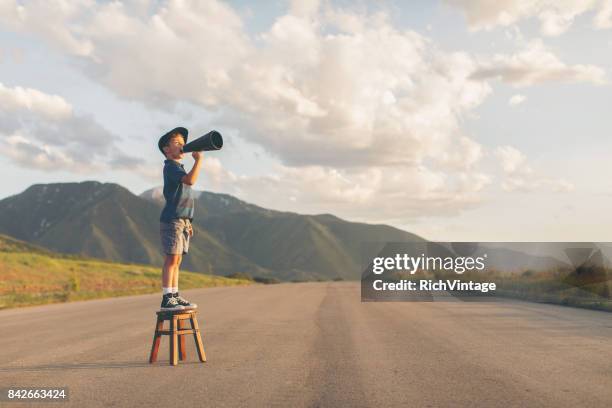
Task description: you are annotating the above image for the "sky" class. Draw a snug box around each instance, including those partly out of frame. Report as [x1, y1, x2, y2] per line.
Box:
[0, 0, 611, 241]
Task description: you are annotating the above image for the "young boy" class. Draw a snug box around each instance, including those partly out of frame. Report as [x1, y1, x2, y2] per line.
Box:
[157, 127, 203, 310]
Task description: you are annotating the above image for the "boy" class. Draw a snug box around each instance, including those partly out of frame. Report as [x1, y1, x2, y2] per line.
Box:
[157, 127, 203, 310]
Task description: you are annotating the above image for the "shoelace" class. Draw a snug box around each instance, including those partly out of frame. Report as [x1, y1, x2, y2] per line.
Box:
[175, 295, 189, 304]
[167, 297, 179, 305]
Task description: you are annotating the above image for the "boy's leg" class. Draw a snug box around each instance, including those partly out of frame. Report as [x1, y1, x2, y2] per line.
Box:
[172, 254, 182, 290]
[160, 254, 185, 310]
[172, 253, 197, 309]
[162, 254, 181, 290]
[159, 220, 187, 310]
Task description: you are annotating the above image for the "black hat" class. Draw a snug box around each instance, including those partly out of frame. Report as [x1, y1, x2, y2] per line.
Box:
[158, 127, 189, 155]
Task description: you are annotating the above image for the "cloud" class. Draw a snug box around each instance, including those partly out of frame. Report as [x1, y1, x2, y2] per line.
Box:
[199, 160, 492, 221]
[495, 145, 574, 192]
[495, 145, 530, 174]
[0, 82, 72, 119]
[472, 39, 607, 86]
[0, 0, 577, 222]
[0, 81, 145, 173]
[446, 0, 610, 36]
[500, 176, 575, 193]
[595, 0, 612, 28]
[0, 1, 491, 167]
[4, 133, 94, 172]
[0, 0, 94, 55]
[508, 94, 526, 106]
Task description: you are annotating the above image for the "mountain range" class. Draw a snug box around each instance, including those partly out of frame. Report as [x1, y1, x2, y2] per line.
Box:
[0, 181, 424, 280]
[3, 181, 599, 282]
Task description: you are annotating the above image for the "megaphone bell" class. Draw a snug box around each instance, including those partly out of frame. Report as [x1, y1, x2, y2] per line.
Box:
[182, 131, 223, 152]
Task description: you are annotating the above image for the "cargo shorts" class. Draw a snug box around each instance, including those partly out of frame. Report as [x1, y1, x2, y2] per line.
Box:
[160, 218, 192, 255]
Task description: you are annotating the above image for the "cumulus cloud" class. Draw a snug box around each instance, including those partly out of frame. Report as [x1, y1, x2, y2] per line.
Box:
[195, 159, 492, 221]
[496, 145, 530, 174]
[446, 0, 610, 36]
[472, 39, 607, 86]
[594, 0, 612, 29]
[0, 82, 72, 119]
[0, 81, 145, 173]
[0, 0, 94, 55]
[508, 94, 526, 106]
[495, 145, 574, 193]
[0, 1, 491, 166]
[0, 0, 577, 221]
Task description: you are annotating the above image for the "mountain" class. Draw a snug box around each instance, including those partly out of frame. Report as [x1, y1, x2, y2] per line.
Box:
[0, 182, 270, 277]
[0, 182, 426, 281]
[141, 187, 425, 280]
[0, 232, 54, 255]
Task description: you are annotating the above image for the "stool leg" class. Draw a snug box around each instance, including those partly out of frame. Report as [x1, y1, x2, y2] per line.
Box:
[178, 319, 186, 361]
[149, 316, 164, 363]
[190, 314, 207, 362]
[170, 316, 178, 366]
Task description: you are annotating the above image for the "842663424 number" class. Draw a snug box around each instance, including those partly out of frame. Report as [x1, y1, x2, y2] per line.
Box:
[1, 388, 69, 401]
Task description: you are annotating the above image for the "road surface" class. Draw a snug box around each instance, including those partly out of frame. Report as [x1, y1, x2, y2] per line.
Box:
[0, 282, 610, 407]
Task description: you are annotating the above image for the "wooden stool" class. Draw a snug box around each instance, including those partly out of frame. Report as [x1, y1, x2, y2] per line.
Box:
[149, 309, 206, 366]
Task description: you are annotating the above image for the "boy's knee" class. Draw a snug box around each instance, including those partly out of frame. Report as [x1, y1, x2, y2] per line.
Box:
[164, 254, 182, 266]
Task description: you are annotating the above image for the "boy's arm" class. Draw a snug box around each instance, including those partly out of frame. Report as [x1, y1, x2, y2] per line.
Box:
[181, 152, 203, 185]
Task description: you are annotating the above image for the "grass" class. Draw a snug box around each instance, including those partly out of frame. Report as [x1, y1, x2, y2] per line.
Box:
[0, 251, 253, 310]
[442, 268, 612, 312]
[385, 268, 611, 312]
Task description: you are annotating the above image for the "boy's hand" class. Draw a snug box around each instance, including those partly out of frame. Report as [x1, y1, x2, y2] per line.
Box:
[187, 223, 193, 237]
[181, 152, 203, 185]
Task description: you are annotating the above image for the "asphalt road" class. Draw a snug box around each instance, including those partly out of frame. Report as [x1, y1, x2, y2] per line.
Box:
[0, 282, 610, 407]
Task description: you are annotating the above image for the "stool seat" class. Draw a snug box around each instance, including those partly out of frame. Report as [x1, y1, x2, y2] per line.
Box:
[149, 308, 206, 366]
[157, 308, 197, 315]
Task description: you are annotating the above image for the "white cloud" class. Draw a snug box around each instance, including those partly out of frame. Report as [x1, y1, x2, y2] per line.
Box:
[0, 0, 578, 222]
[4, 132, 98, 172]
[473, 39, 607, 86]
[508, 94, 526, 106]
[595, 0, 612, 29]
[0, 82, 73, 120]
[495, 145, 530, 174]
[0, 0, 94, 55]
[0, 1, 491, 167]
[495, 145, 574, 193]
[501, 176, 575, 193]
[206, 162, 493, 221]
[446, 0, 609, 36]
[0, 82, 145, 174]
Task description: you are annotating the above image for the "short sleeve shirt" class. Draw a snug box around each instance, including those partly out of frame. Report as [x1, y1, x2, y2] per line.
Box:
[160, 159, 195, 222]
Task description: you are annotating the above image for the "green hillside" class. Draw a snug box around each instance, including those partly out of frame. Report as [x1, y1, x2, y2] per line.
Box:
[200, 211, 423, 280]
[0, 234, 252, 309]
[0, 232, 55, 254]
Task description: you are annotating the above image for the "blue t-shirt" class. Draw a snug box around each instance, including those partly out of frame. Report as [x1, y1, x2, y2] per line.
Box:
[160, 159, 195, 222]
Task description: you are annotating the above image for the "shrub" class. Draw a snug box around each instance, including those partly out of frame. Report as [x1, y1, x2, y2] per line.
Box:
[226, 272, 253, 281]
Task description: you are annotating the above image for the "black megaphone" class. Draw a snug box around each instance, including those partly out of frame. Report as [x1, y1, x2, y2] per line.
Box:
[182, 130, 223, 152]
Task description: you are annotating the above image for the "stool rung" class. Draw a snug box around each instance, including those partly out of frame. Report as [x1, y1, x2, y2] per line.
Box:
[157, 329, 197, 335]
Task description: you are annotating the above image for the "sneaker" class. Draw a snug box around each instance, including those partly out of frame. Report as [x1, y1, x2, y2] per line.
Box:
[174, 292, 197, 309]
[160, 294, 185, 311]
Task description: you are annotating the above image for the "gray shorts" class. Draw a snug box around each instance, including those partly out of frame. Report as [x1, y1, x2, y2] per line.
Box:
[160, 218, 191, 255]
